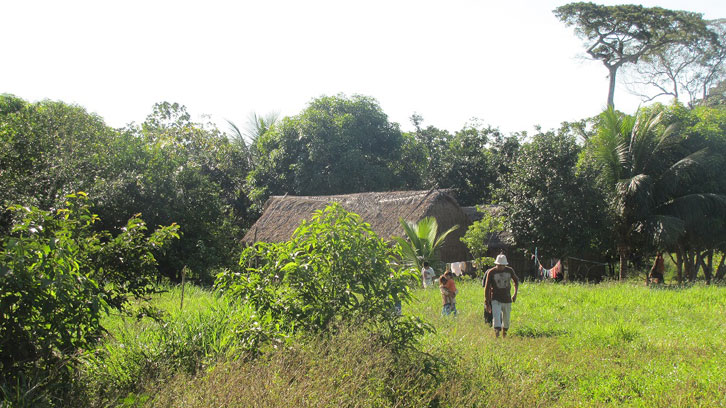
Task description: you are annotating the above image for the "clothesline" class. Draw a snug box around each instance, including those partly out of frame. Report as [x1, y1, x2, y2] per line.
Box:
[566, 256, 609, 266]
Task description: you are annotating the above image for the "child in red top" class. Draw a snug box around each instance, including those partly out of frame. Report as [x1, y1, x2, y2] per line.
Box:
[439, 271, 458, 315]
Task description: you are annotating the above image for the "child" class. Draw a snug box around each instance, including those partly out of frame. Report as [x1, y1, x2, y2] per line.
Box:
[439, 271, 458, 315]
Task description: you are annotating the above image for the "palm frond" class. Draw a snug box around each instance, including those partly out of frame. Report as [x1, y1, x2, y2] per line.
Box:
[433, 224, 460, 250]
[640, 214, 686, 248]
[657, 193, 726, 224]
[654, 147, 711, 199]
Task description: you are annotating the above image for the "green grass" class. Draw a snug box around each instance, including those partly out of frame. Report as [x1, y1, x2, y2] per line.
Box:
[409, 279, 726, 407]
[80, 280, 726, 407]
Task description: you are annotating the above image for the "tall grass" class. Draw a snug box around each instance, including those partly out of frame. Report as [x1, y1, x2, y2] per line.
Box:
[80, 280, 726, 407]
[75, 285, 257, 407]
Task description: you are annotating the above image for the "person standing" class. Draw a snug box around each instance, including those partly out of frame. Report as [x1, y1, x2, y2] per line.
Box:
[481, 267, 493, 324]
[484, 254, 519, 338]
[421, 261, 435, 288]
[439, 271, 458, 316]
[648, 252, 665, 285]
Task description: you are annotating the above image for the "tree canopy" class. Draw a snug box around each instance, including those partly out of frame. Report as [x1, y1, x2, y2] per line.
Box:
[555, 2, 712, 107]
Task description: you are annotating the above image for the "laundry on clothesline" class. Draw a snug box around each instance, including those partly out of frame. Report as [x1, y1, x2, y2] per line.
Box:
[533, 248, 562, 280]
[445, 261, 474, 277]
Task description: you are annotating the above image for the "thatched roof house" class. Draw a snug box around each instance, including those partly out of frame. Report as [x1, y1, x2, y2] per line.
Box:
[243, 190, 471, 262]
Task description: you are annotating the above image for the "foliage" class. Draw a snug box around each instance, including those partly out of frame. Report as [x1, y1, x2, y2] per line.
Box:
[554, 2, 713, 107]
[583, 106, 726, 279]
[659, 104, 726, 281]
[246, 94, 408, 206]
[0, 193, 178, 404]
[95, 102, 252, 282]
[394, 216, 459, 271]
[438, 124, 500, 206]
[460, 210, 504, 267]
[0, 96, 118, 233]
[0, 97, 251, 283]
[497, 129, 609, 260]
[216, 203, 431, 351]
[403, 115, 517, 206]
[406, 114, 452, 190]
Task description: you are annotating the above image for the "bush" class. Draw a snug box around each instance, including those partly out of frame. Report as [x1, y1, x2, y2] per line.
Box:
[216, 203, 432, 352]
[0, 193, 178, 405]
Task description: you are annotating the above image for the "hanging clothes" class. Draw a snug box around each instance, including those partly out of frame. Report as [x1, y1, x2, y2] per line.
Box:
[550, 260, 562, 279]
[451, 262, 463, 277]
[536, 256, 561, 280]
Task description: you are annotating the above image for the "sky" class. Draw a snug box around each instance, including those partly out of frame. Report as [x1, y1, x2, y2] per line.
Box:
[2, 0, 725, 136]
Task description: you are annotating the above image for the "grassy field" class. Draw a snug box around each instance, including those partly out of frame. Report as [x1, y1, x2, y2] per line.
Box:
[409, 279, 726, 407]
[81, 280, 726, 407]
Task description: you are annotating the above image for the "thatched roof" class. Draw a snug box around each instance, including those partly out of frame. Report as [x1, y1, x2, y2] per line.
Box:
[243, 189, 472, 262]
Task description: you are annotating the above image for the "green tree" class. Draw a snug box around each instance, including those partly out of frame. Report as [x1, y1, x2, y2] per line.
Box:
[97, 102, 252, 282]
[0, 193, 178, 396]
[660, 104, 726, 281]
[440, 123, 500, 206]
[498, 129, 609, 265]
[393, 217, 459, 271]
[0, 96, 117, 231]
[584, 106, 726, 280]
[554, 3, 712, 107]
[216, 203, 430, 351]
[247, 94, 406, 205]
[407, 114, 452, 189]
[460, 210, 505, 268]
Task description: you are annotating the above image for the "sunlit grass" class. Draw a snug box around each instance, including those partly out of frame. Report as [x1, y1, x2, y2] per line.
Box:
[81, 280, 726, 407]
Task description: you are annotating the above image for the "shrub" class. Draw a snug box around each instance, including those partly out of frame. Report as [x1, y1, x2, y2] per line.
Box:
[0, 193, 178, 405]
[216, 203, 432, 352]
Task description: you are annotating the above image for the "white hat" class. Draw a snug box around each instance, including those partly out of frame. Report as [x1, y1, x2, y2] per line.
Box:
[494, 254, 509, 265]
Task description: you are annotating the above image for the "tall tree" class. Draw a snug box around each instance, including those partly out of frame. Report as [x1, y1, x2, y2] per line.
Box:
[584, 106, 726, 280]
[624, 19, 726, 106]
[439, 124, 499, 206]
[97, 102, 252, 282]
[497, 129, 608, 263]
[0, 95, 117, 231]
[407, 114, 452, 189]
[247, 94, 406, 205]
[554, 3, 712, 107]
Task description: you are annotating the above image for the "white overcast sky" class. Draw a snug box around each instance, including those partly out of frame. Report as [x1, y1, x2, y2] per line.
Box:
[2, 0, 725, 135]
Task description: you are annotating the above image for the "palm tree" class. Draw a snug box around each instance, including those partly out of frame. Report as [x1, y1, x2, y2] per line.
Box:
[226, 111, 279, 167]
[393, 217, 459, 271]
[591, 106, 724, 279]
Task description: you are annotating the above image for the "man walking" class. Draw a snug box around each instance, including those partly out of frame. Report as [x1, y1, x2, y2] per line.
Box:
[484, 254, 519, 338]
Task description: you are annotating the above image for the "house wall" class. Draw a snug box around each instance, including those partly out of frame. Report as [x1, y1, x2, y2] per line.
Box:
[424, 197, 471, 263]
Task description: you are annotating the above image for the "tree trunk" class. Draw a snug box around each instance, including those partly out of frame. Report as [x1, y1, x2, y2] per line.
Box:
[607, 67, 618, 108]
[715, 254, 726, 281]
[703, 250, 713, 285]
[618, 245, 628, 281]
[685, 250, 697, 282]
[564, 257, 569, 282]
[675, 248, 684, 284]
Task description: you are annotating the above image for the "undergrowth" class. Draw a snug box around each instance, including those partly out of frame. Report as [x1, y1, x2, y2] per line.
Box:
[73, 280, 726, 407]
